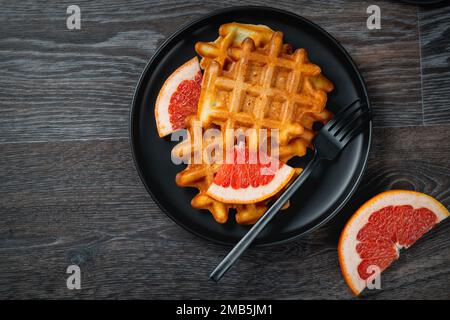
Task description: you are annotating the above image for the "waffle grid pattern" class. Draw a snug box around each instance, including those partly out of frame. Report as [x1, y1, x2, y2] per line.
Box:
[174, 23, 334, 224]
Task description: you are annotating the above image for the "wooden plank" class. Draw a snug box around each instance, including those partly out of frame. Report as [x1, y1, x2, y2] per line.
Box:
[0, 0, 422, 145]
[419, 4, 450, 124]
[1, 124, 449, 299]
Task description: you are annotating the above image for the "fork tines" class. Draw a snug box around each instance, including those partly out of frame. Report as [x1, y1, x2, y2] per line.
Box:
[326, 99, 370, 144]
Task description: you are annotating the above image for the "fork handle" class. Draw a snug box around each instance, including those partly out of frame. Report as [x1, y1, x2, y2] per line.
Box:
[210, 151, 320, 282]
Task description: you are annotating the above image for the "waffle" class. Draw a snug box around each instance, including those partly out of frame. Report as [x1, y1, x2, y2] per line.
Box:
[195, 23, 276, 69]
[174, 24, 333, 224]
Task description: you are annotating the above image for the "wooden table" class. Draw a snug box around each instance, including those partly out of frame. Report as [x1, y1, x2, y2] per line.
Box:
[1, 1, 449, 299]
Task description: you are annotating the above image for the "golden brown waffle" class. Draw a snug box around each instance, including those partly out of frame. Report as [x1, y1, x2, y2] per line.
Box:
[174, 24, 333, 224]
[195, 23, 276, 69]
[198, 33, 332, 149]
[172, 118, 227, 223]
[172, 117, 295, 224]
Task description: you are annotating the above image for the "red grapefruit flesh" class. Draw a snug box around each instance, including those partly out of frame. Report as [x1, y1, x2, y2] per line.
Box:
[338, 190, 449, 295]
[155, 57, 202, 137]
[206, 145, 295, 204]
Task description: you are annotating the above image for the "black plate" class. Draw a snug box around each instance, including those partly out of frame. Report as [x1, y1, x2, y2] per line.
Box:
[130, 6, 372, 246]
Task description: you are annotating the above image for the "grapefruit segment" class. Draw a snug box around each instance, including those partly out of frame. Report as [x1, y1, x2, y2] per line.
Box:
[338, 190, 449, 295]
[207, 145, 295, 204]
[155, 57, 202, 137]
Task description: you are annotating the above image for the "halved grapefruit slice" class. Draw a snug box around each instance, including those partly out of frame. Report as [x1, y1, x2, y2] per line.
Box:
[338, 190, 449, 295]
[207, 145, 295, 204]
[155, 57, 202, 137]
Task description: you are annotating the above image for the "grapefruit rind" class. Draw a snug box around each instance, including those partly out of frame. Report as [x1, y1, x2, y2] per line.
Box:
[206, 164, 295, 204]
[338, 190, 449, 296]
[155, 57, 201, 137]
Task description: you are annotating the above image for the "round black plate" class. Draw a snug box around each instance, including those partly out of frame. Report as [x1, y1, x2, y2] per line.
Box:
[130, 6, 372, 246]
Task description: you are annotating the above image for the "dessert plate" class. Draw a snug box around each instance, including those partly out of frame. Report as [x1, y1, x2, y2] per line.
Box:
[130, 6, 372, 245]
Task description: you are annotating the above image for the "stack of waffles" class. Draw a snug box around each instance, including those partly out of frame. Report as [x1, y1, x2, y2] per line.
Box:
[172, 23, 334, 224]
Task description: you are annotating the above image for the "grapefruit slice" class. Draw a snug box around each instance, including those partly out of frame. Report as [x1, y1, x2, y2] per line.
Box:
[155, 57, 202, 137]
[207, 145, 295, 204]
[338, 190, 449, 295]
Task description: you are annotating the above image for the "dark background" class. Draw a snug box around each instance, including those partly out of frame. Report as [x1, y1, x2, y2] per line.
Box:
[0, 0, 449, 299]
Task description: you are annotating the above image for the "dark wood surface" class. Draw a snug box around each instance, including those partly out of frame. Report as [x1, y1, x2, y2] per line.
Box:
[0, 0, 449, 299]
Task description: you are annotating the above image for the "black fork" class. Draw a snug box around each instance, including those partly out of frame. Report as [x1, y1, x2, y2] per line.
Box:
[210, 99, 371, 282]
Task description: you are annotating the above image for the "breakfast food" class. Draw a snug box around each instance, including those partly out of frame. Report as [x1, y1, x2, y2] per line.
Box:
[338, 190, 449, 295]
[156, 23, 333, 224]
[195, 23, 275, 69]
[155, 57, 202, 137]
[206, 143, 295, 204]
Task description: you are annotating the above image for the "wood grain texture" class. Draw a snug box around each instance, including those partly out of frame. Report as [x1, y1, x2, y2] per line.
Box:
[0, 125, 449, 299]
[419, 4, 450, 124]
[0, 0, 449, 299]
